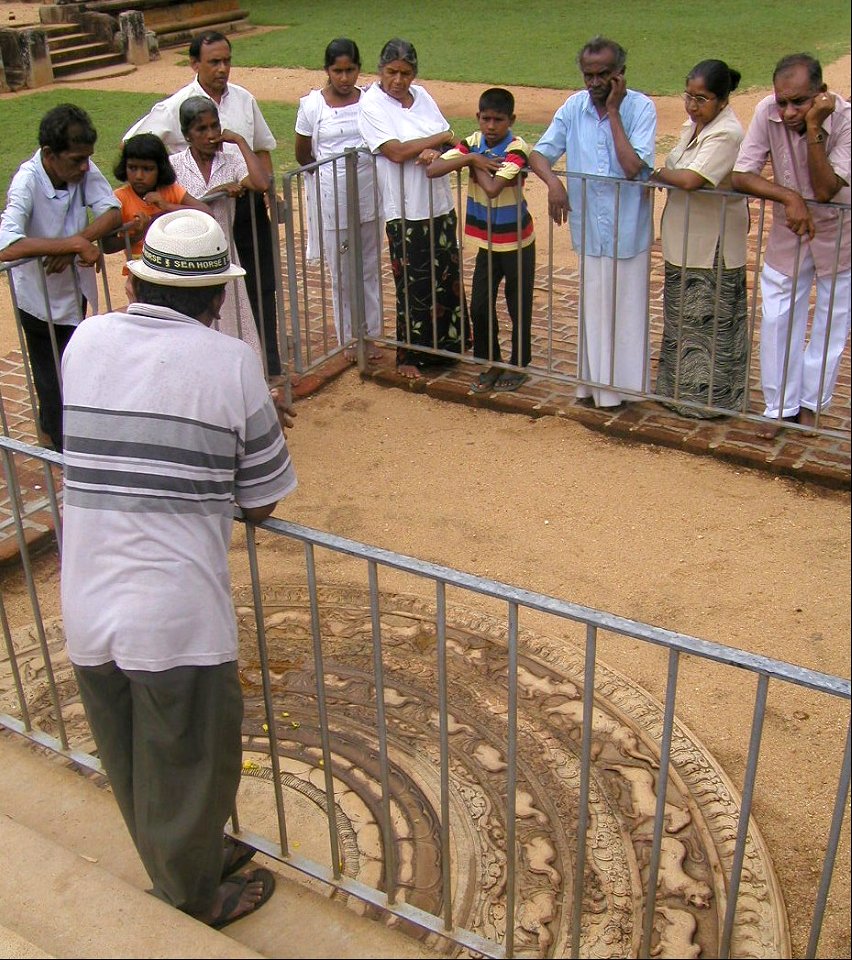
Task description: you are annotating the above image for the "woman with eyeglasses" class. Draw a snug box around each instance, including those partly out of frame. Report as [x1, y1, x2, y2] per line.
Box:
[651, 60, 749, 418]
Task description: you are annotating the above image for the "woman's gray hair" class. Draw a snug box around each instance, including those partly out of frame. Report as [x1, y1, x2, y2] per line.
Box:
[179, 95, 219, 136]
[378, 38, 417, 75]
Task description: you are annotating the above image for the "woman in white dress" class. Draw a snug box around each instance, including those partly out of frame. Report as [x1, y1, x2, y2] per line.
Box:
[295, 38, 382, 361]
[358, 38, 465, 379]
[170, 96, 269, 359]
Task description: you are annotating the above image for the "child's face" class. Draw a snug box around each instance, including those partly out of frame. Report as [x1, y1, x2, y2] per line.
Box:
[477, 110, 513, 148]
[127, 158, 159, 197]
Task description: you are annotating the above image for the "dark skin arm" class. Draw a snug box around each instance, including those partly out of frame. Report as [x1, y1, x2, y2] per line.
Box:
[378, 129, 456, 164]
[240, 389, 296, 524]
[606, 74, 646, 180]
[295, 133, 314, 168]
[426, 151, 501, 181]
[529, 149, 570, 225]
[102, 195, 210, 254]
[804, 90, 846, 202]
[649, 166, 707, 191]
[1, 207, 123, 273]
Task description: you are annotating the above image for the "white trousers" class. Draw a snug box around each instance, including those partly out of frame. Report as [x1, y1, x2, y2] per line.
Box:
[578, 253, 650, 407]
[324, 219, 382, 345]
[759, 259, 851, 418]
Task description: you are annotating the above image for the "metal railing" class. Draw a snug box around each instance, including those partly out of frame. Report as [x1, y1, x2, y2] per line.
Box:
[1, 434, 848, 959]
[278, 150, 850, 439]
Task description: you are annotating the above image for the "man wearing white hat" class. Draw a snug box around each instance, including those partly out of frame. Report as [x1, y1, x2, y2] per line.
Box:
[60, 210, 296, 928]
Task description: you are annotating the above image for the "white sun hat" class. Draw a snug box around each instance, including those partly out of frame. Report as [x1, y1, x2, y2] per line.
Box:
[126, 209, 246, 287]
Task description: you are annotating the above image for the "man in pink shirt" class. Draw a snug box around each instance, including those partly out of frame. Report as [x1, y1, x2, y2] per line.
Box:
[732, 53, 850, 435]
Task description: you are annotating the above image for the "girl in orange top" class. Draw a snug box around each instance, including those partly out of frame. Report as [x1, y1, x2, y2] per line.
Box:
[105, 134, 208, 257]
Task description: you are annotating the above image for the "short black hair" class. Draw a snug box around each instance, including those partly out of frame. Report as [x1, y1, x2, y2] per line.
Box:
[132, 277, 226, 317]
[479, 88, 514, 116]
[38, 104, 97, 153]
[325, 37, 360, 69]
[578, 36, 627, 72]
[114, 134, 176, 185]
[773, 53, 822, 89]
[189, 30, 231, 60]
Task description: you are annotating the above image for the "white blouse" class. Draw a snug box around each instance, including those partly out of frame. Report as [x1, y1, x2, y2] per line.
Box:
[358, 82, 454, 221]
[295, 88, 378, 230]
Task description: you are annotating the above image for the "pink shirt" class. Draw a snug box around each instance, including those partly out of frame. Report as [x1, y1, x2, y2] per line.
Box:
[734, 92, 850, 277]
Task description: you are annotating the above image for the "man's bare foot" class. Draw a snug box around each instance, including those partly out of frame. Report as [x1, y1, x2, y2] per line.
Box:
[204, 867, 276, 929]
[343, 347, 357, 362]
[397, 363, 423, 380]
[756, 420, 783, 440]
[368, 347, 384, 361]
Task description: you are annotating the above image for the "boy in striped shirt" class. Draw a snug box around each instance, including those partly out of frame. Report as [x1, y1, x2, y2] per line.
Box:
[428, 88, 536, 392]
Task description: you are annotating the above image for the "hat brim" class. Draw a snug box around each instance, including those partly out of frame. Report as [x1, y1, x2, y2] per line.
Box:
[126, 258, 246, 287]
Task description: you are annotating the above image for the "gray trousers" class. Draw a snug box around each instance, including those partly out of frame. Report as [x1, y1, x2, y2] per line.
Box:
[73, 660, 244, 916]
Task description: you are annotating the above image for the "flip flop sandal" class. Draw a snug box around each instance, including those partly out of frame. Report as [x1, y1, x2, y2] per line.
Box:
[493, 372, 529, 392]
[211, 867, 276, 929]
[222, 836, 256, 878]
[470, 369, 501, 394]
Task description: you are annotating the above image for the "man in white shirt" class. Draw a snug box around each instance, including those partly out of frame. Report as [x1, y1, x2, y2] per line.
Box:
[62, 209, 297, 928]
[124, 31, 282, 378]
[0, 104, 121, 449]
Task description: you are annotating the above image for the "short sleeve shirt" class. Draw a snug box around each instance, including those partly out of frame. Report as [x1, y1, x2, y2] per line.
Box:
[661, 105, 749, 268]
[733, 91, 851, 276]
[0, 150, 121, 323]
[534, 89, 656, 258]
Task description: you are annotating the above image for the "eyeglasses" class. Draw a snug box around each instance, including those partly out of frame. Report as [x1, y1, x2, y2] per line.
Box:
[682, 92, 717, 107]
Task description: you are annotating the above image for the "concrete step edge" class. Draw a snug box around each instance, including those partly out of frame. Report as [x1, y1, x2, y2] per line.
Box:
[0, 922, 54, 959]
[0, 817, 265, 960]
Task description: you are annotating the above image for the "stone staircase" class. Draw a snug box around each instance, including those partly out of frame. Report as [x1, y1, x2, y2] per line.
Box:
[43, 22, 128, 81]
[0, 732, 440, 960]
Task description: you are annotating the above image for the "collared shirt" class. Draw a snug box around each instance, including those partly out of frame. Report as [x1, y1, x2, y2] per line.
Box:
[661, 104, 749, 268]
[123, 78, 277, 154]
[734, 92, 851, 277]
[0, 149, 120, 323]
[534, 89, 656, 258]
[61, 302, 296, 671]
[441, 130, 535, 251]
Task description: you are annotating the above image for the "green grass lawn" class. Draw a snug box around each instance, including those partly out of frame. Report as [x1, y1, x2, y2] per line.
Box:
[237, 0, 850, 94]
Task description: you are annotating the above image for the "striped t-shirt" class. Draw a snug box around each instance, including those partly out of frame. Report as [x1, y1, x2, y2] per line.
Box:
[60, 303, 297, 671]
[441, 130, 535, 251]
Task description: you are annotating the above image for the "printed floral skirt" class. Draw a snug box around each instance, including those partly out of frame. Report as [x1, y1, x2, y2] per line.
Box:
[385, 211, 468, 368]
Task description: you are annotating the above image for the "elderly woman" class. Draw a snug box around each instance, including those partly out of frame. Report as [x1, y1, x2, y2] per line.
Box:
[651, 60, 749, 417]
[358, 38, 465, 379]
[170, 95, 270, 358]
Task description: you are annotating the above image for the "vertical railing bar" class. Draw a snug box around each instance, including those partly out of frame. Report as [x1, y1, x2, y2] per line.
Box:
[504, 601, 519, 959]
[281, 173, 305, 374]
[244, 521, 289, 856]
[570, 622, 597, 958]
[345, 150, 367, 370]
[247, 189, 268, 378]
[435, 581, 453, 932]
[608, 181, 621, 393]
[0, 591, 32, 730]
[639, 647, 681, 958]
[719, 672, 770, 958]
[805, 720, 850, 958]
[305, 542, 343, 878]
[811, 212, 844, 429]
[0, 446, 68, 749]
[367, 560, 397, 904]
[674, 189, 692, 404]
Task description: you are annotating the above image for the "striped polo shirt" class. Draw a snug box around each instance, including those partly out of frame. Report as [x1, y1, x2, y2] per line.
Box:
[60, 303, 297, 672]
[442, 130, 535, 251]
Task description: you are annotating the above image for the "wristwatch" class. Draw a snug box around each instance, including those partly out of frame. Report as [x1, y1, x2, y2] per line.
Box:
[808, 131, 825, 145]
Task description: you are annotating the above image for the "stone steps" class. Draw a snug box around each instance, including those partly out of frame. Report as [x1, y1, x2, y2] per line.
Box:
[0, 732, 439, 960]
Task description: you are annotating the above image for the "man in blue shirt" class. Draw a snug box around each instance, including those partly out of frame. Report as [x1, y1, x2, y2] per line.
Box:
[530, 37, 656, 409]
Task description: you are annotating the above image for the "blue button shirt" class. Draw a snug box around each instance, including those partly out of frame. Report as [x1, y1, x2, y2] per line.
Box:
[535, 89, 656, 258]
